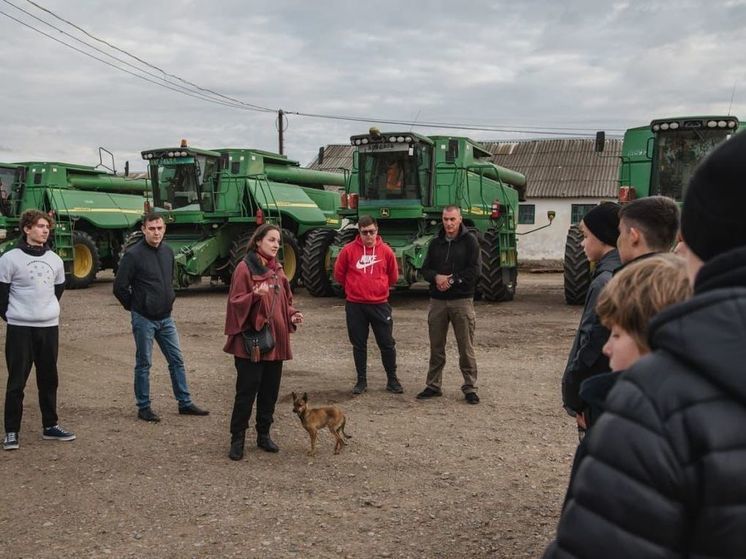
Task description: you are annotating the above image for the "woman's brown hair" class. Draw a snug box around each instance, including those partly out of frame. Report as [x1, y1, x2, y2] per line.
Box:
[246, 224, 281, 253]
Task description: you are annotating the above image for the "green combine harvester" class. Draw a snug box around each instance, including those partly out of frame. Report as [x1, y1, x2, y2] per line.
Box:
[563, 115, 744, 304]
[302, 128, 545, 301]
[0, 157, 146, 288]
[138, 140, 343, 289]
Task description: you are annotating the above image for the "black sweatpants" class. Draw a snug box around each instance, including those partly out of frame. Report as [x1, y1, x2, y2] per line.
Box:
[4, 325, 59, 433]
[229, 357, 283, 437]
[345, 301, 397, 381]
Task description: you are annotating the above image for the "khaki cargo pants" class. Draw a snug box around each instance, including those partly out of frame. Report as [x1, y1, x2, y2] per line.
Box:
[425, 298, 478, 394]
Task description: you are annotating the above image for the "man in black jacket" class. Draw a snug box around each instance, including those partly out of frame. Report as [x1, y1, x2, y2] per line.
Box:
[114, 213, 208, 422]
[545, 130, 746, 557]
[416, 206, 481, 404]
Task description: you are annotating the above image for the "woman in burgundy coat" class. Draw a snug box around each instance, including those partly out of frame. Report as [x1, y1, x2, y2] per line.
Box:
[224, 224, 303, 461]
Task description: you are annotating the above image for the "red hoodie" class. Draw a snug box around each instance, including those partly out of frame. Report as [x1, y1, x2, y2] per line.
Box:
[333, 235, 398, 304]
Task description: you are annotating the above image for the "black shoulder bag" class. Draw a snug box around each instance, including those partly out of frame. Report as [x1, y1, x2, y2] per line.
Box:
[242, 280, 278, 362]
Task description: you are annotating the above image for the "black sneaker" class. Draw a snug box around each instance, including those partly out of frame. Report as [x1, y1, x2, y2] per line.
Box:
[416, 387, 443, 400]
[42, 425, 76, 441]
[385, 378, 404, 394]
[178, 403, 210, 416]
[352, 380, 367, 395]
[465, 392, 480, 405]
[3, 432, 19, 450]
[137, 407, 161, 422]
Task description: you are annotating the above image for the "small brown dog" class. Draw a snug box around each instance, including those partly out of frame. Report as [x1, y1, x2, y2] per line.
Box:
[292, 392, 351, 455]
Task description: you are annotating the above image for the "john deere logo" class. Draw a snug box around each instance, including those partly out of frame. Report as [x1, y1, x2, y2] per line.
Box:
[380, 208, 390, 217]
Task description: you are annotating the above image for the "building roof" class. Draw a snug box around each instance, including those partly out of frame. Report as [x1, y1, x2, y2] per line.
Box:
[308, 138, 622, 198]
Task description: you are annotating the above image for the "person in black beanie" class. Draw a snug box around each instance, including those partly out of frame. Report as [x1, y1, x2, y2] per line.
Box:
[561, 202, 622, 421]
[544, 130, 746, 558]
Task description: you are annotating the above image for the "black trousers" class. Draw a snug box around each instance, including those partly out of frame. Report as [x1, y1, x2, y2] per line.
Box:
[4, 325, 59, 432]
[230, 357, 283, 437]
[345, 301, 397, 381]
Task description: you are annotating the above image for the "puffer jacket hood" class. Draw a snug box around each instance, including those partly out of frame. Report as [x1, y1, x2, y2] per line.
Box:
[649, 245, 746, 405]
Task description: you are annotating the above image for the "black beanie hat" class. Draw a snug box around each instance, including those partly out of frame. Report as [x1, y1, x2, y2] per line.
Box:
[582, 202, 620, 247]
[681, 131, 746, 261]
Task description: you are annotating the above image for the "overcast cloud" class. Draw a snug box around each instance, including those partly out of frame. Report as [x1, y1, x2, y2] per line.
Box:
[1, 0, 745, 171]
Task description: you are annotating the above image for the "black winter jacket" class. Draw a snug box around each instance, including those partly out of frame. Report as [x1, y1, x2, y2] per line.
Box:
[545, 245, 746, 558]
[421, 224, 480, 300]
[113, 239, 176, 320]
[562, 249, 621, 413]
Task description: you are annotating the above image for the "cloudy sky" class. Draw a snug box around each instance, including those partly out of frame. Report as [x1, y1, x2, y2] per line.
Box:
[2, 0, 745, 171]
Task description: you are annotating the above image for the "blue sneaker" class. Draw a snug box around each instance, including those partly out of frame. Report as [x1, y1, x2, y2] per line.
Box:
[42, 425, 76, 441]
[3, 432, 19, 450]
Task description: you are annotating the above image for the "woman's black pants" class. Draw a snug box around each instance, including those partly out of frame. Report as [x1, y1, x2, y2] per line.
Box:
[230, 357, 283, 437]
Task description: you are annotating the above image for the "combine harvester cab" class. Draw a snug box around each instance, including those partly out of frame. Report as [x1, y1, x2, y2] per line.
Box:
[139, 141, 343, 289]
[563, 116, 743, 304]
[0, 160, 146, 288]
[302, 128, 531, 301]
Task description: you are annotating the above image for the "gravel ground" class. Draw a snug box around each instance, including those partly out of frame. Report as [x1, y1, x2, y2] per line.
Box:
[0, 272, 580, 558]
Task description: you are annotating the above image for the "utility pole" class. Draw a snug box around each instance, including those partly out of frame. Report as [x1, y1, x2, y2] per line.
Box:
[278, 109, 285, 155]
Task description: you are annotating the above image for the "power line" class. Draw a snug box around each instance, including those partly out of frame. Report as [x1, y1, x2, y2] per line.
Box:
[5, 0, 625, 137]
[21, 0, 275, 113]
[1, 0, 272, 113]
[0, 7, 273, 113]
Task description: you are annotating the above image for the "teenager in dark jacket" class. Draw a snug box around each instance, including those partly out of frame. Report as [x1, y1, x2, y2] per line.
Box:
[545, 130, 746, 558]
[561, 202, 621, 419]
[114, 212, 209, 422]
[333, 215, 401, 395]
[416, 206, 481, 404]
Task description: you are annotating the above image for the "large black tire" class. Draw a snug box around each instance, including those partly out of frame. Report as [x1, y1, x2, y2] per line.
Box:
[563, 225, 591, 305]
[478, 229, 516, 302]
[301, 228, 338, 297]
[280, 229, 301, 291]
[67, 231, 100, 289]
[228, 229, 255, 280]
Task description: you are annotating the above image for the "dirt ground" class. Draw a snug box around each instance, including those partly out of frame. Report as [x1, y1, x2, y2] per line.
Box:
[0, 272, 582, 559]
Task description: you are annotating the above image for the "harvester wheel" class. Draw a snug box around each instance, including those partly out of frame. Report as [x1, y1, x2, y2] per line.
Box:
[300, 228, 337, 297]
[228, 229, 255, 280]
[280, 229, 301, 291]
[478, 229, 516, 302]
[563, 225, 591, 305]
[67, 231, 100, 289]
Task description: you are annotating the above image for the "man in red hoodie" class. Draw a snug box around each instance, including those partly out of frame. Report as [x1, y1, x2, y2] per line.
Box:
[334, 215, 402, 395]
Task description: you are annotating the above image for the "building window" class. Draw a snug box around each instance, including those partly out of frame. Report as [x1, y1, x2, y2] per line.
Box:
[518, 204, 535, 225]
[571, 204, 597, 225]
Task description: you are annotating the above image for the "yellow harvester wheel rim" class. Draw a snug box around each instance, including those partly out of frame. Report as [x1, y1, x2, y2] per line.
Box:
[283, 243, 297, 282]
[73, 243, 93, 278]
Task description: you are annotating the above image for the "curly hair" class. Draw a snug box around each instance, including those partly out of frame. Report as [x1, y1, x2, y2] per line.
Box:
[20, 209, 54, 233]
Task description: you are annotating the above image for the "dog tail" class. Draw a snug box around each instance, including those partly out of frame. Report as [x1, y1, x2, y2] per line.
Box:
[340, 416, 352, 439]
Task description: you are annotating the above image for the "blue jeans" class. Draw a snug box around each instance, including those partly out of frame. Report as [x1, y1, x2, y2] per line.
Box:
[131, 311, 193, 410]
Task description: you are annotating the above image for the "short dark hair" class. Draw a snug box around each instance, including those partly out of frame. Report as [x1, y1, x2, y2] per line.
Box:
[246, 224, 281, 252]
[20, 209, 54, 233]
[358, 215, 377, 228]
[142, 211, 164, 225]
[619, 196, 679, 252]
